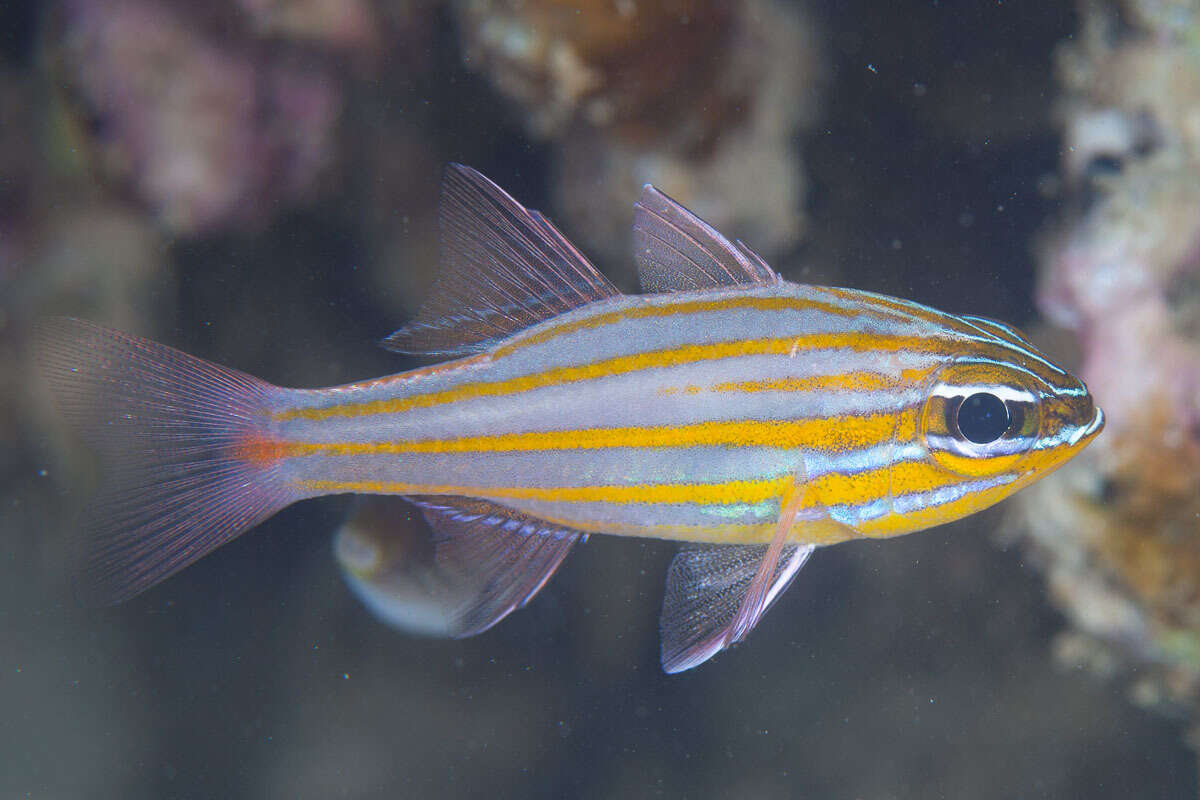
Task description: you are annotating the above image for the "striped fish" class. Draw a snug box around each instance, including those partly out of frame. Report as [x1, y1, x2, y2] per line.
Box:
[35, 165, 1104, 672]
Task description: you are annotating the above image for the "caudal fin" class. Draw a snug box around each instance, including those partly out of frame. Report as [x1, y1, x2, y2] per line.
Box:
[34, 318, 300, 604]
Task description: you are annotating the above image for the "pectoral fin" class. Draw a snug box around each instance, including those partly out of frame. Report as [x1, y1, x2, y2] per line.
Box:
[659, 541, 815, 673]
[409, 496, 584, 637]
[659, 473, 843, 673]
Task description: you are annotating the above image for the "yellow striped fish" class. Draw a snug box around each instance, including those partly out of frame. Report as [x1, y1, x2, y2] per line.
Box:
[35, 165, 1104, 672]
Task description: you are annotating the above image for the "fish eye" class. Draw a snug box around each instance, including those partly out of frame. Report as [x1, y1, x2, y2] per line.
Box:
[955, 392, 1010, 444]
[921, 366, 1045, 476]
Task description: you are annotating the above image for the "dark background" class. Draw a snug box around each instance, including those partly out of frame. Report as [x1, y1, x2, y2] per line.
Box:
[2, 1, 1194, 798]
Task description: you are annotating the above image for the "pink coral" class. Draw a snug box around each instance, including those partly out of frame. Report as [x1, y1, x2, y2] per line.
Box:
[59, 0, 341, 235]
[1041, 166, 1200, 441]
[1018, 0, 1200, 721]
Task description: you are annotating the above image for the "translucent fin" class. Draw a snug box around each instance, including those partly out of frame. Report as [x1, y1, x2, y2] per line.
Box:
[633, 185, 780, 294]
[34, 318, 299, 604]
[384, 165, 620, 357]
[659, 473, 818, 673]
[408, 496, 583, 637]
[660, 543, 815, 673]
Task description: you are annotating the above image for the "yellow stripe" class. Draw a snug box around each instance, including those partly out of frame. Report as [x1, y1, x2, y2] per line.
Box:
[824, 286, 949, 328]
[706, 367, 932, 395]
[490, 294, 862, 358]
[297, 476, 793, 506]
[297, 463, 985, 542]
[267, 413, 899, 457]
[290, 420, 1056, 525]
[525, 512, 860, 546]
[297, 453, 1054, 542]
[296, 444, 970, 511]
[275, 333, 953, 422]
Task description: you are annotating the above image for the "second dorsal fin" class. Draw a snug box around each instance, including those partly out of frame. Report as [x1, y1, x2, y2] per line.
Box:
[384, 165, 621, 357]
[633, 185, 780, 294]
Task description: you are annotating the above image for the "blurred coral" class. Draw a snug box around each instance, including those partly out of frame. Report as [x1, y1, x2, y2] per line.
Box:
[454, 0, 737, 142]
[55, 0, 344, 235]
[455, 0, 821, 277]
[1013, 0, 1200, 725]
[236, 0, 381, 54]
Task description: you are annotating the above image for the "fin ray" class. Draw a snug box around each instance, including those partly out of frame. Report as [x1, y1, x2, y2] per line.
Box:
[35, 318, 300, 604]
[409, 496, 583, 636]
[633, 185, 780, 293]
[384, 165, 620, 357]
[659, 472, 821, 672]
[659, 542, 814, 673]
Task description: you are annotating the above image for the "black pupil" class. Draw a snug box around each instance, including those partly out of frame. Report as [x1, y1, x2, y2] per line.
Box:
[957, 392, 1010, 444]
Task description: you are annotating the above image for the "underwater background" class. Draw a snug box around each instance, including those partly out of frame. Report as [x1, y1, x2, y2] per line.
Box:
[2, 1, 1199, 797]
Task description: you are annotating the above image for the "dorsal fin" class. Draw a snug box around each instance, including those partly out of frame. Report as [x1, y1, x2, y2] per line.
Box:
[384, 165, 621, 357]
[633, 185, 780, 294]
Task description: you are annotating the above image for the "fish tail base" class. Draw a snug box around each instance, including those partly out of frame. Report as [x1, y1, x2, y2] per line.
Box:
[34, 317, 300, 604]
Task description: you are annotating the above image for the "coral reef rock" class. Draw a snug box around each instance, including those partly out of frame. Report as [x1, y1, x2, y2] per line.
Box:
[1013, 0, 1200, 734]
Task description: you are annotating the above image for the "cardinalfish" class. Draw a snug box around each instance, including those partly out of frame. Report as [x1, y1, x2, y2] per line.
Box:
[334, 495, 493, 638]
[36, 165, 1104, 672]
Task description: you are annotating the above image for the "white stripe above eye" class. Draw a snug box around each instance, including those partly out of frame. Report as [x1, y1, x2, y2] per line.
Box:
[931, 384, 1037, 405]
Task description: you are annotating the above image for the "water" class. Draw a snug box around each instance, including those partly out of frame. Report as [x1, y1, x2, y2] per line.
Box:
[1, 1, 1195, 797]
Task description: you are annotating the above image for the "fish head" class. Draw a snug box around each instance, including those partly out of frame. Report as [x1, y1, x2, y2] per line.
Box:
[888, 317, 1104, 531]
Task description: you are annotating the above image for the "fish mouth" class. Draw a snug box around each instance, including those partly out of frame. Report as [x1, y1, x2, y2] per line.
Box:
[1069, 406, 1105, 446]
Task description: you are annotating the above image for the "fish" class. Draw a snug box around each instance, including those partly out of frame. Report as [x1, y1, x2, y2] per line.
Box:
[34, 164, 1105, 672]
[333, 496, 472, 638]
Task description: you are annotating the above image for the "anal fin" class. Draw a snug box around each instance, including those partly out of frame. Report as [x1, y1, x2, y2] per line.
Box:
[408, 496, 583, 637]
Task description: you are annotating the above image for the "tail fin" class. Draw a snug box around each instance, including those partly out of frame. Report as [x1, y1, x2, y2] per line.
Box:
[34, 317, 300, 604]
